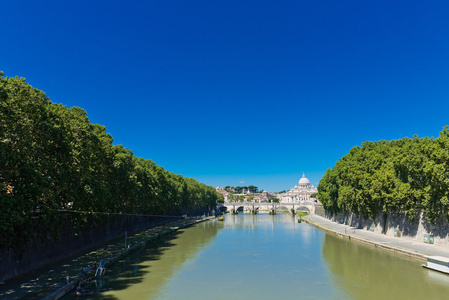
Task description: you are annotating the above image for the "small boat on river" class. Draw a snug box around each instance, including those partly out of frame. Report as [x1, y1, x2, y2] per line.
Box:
[218, 217, 225, 221]
[422, 256, 449, 274]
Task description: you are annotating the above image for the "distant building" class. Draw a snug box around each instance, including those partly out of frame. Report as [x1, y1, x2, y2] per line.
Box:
[279, 173, 317, 204]
[215, 186, 225, 192]
[216, 186, 275, 203]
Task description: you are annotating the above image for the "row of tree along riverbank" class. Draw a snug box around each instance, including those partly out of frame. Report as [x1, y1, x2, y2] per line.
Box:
[318, 127, 449, 226]
[0, 72, 219, 279]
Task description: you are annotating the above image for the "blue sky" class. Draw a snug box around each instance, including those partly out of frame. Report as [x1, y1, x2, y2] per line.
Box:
[2, 1, 449, 192]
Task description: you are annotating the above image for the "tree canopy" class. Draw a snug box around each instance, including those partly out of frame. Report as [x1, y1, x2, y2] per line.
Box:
[0, 74, 218, 250]
[317, 130, 449, 224]
[225, 185, 260, 193]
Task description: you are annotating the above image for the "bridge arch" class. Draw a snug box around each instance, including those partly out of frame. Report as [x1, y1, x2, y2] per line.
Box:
[296, 206, 310, 213]
[218, 206, 227, 213]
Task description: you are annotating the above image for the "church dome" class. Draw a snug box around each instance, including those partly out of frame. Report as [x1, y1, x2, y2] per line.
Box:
[298, 173, 310, 186]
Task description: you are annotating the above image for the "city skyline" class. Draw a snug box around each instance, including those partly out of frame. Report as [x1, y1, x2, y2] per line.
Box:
[2, 1, 449, 192]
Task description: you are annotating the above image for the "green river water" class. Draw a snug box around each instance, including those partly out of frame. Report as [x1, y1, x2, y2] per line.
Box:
[64, 213, 449, 299]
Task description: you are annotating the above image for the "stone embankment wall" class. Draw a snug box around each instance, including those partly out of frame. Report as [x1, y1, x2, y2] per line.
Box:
[0, 213, 181, 282]
[314, 205, 449, 246]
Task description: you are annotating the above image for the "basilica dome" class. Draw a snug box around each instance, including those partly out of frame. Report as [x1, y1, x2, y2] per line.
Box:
[298, 173, 310, 186]
[279, 172, 317, 204]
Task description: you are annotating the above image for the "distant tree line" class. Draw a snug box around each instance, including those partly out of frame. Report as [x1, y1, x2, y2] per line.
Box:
[224, 185, 260, 193]
[318, 128, 449, 225]
[0, 73, 218, 250]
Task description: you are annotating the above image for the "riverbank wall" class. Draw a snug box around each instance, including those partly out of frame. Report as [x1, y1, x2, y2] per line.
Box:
[314, 205, 449, 246]
[0, 213, 182, 282]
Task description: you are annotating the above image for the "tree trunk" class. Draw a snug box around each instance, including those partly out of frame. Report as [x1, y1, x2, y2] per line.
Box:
[382, 212, 388, 234]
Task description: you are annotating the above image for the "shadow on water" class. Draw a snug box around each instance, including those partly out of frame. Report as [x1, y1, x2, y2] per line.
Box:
[1, 238, 146, 300]
[321, 234, 449, 300]
[64, 221, 220, 300]
[88, 237, 179, 300]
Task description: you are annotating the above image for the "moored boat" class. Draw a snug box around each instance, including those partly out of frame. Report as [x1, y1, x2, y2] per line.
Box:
[422, 256, 449, 274]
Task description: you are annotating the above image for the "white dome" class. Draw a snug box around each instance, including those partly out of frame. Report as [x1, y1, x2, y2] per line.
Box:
[298, 173, 310, 185]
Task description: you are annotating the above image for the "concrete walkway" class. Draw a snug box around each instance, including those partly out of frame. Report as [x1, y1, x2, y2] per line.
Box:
[304, 214, 449, 261]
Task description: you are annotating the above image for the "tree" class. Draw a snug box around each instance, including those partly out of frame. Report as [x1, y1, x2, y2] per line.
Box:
[0, 72, 220, 252]
[216, 193, 224, 204]
[269, 197, 279, 203]
[248, 185, 259, 193]
[317, 130, 449, 226]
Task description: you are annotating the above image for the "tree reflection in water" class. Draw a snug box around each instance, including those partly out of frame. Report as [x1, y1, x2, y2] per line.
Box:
[321, 234, 449, 300]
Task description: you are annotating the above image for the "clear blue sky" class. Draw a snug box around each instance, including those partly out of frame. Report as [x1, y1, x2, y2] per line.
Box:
[2, 1, 449, 192]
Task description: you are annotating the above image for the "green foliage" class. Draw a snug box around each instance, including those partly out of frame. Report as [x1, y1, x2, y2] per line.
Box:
[226, 185, 259, 193]
[318, 131, 449, 224]
[216, 193, 224, 203]
[247, 185, 259, 193]
[233, 186, 245, 193]
[268, 197, 279, 203]
[0, 74, 218, 250]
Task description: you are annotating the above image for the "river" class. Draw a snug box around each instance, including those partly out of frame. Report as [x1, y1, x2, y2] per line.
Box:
[64, 213, 449, 299]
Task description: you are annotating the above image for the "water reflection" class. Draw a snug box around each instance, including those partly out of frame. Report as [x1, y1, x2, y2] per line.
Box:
[321, 234, 449, 300]
[65, 221, 220, 299]
[157, 214, 339, 300]
[64, 214, 449, 300]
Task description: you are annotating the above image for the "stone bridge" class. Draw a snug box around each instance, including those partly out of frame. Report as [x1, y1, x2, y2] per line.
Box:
[218, 201, 315, 213]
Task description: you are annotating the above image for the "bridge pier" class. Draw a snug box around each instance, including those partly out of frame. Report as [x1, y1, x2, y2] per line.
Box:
[248, 208, 257, 215]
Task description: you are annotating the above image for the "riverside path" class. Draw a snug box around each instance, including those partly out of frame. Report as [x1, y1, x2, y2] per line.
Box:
[304, 214, 449, 260]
